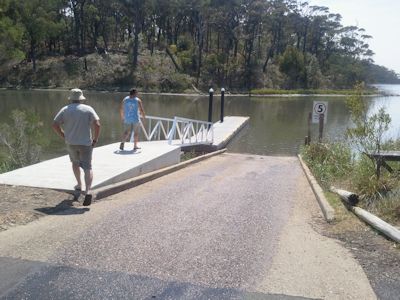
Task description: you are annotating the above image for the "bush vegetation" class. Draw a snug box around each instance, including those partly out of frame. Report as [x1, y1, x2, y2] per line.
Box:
[0, 110, 47, 172]
[0, 1, 399, 92]
[301, 84, 400, 225]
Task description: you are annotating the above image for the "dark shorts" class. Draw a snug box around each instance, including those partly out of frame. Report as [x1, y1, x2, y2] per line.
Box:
[123, 122, 140, 133]
[66, 144, 93, 170]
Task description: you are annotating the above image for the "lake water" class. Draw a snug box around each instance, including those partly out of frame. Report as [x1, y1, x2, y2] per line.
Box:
[0, 85, 399, 159]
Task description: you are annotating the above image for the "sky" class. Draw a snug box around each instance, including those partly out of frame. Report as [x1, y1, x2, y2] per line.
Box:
[308, 0, 400, 74]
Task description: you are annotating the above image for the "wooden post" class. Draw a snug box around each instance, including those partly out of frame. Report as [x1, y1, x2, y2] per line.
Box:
[318, 113, 324, 142]
[330, 186, 359, 206]
[307, 112, 312, 145]
[352, 206, 400, 243]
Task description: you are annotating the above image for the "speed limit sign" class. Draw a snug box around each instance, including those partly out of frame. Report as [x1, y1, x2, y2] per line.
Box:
[312, 101, 328, 124]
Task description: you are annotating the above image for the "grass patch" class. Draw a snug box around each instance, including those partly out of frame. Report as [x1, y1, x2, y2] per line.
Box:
[180, 150, 207, 162]
[251, 88, 377, 95]
[301, 142, 400, 227]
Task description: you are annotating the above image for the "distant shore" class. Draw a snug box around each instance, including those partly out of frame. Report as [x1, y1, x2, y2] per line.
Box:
[1, 86, 395, 98]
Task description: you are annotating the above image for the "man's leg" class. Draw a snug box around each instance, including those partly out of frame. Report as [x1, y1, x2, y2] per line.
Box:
[80, 145, 94, 206]
[67, 145, 82, 190]
[83, 168, 93, 195]
[72, 162, 82, 189]
[82, 168, 93, 206]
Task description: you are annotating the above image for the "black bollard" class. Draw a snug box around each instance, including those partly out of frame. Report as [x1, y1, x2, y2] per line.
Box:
[220, 87, 225, 122]
[318, 113, 324, 142]
[208, 88, 214, 126]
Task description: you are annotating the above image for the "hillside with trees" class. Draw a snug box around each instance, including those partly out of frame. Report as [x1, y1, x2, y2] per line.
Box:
[0, 0, 399, 92]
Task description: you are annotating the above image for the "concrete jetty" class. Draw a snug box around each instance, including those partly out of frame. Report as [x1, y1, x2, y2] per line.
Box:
[0, 116, 249, 191]
[0, 141, 181, 191]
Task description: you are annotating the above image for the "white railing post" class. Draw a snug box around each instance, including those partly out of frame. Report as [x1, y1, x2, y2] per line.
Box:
[168, 117, 177, 145]
[142, 115, 213, 146]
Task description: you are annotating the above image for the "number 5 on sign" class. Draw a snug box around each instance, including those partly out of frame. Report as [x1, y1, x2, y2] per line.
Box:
[312, 101, 328, 124]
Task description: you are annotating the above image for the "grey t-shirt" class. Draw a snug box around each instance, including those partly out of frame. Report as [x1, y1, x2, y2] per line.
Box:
[54, 103, 100, 146]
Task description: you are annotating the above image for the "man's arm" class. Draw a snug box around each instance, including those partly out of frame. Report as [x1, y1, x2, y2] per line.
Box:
[52, 122, 65, 139]
[92, 120, 101, 146]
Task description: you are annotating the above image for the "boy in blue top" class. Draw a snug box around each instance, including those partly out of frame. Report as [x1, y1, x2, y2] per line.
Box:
[119, 88, 145, 151]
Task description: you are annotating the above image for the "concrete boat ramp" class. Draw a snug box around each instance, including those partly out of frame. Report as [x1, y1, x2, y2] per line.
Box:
[0, 116, 249, 191]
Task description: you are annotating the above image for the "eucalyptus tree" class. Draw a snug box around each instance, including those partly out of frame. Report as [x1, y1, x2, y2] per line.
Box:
[68, 0, 87, 55]
[14, 0, 66, 70]
[120, 0, 149, 69]
[261, 0, 291, 73]
[84, 1, 108, 50]
[0, 0, 25, 63]
[241, 0, 266, 90]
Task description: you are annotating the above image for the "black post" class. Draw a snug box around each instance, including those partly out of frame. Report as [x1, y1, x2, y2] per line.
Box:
[208, 88, 214, 125]
[318, 113, 324, 142]
[307, 112, 312, 145]
[220, 87, 225, 122]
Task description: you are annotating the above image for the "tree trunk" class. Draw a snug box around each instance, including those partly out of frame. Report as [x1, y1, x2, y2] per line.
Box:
[133, 29, 139, 69]
[30, 40, 36, 72]
[165, 46, 181, 72]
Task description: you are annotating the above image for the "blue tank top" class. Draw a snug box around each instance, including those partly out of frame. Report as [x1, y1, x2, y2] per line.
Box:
[123, 96, 140, 123]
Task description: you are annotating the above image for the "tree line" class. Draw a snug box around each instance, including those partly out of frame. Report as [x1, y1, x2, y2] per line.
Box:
[1, 0, 398, 91]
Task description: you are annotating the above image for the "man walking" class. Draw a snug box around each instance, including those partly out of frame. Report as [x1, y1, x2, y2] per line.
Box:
[52, 88, 101, 206]
[119, 88, 145, 151]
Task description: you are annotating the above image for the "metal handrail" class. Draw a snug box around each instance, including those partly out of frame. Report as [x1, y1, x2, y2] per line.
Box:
[139, 115, 213, 146]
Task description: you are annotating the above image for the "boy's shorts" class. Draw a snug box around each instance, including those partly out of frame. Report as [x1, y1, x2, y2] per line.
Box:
[66, 144, 93, 170]
[123, 122, 140, 133]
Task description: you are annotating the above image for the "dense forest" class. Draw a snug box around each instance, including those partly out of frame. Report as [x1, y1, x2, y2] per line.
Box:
[0, 0, 399, 92]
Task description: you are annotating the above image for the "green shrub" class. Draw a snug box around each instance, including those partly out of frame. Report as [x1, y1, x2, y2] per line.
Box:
[352, 155, 397, 203]
[0, 110, 47, 171]
[160, 72, 191, 92]
[301, 142, 352, 188]
[64, 56, 81, 76]
[302, 142, 400, 207]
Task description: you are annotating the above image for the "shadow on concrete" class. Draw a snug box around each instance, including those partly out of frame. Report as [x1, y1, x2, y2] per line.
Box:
[35, 198, 89, 216]
[113, 149, 142, 155]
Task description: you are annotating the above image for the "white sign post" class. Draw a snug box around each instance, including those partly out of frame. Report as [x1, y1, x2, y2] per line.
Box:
[312, 101, 328, 124]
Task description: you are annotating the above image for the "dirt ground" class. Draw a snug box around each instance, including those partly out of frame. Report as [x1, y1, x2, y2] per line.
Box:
[317, 200, 400, 299]
[0, 184, 399, 298]
[0, 184, 79, 231]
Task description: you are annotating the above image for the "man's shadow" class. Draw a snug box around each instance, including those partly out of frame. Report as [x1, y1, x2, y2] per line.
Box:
[35, 192, 89, 215]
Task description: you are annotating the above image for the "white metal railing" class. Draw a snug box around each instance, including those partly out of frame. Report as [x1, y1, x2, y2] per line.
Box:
[139, 115, 213, 146]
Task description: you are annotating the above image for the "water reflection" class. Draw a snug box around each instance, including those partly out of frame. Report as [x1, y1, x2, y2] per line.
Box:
[1, 86, 399, 158]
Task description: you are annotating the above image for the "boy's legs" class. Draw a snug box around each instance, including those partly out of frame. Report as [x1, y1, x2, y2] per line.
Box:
[133, 123, 140, 149]
[120, 123, 133, 150]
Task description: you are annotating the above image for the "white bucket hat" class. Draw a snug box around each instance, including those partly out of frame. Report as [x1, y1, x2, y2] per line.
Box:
[68, 88, 86, 101]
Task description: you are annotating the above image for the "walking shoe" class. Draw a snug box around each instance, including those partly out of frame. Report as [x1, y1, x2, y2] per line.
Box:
[83, 194, 92, 206]
[119, 142, 124, 150]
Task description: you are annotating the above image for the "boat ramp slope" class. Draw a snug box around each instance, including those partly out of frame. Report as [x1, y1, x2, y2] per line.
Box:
[0, 141, 181, 191]
[0, 116, 249, 191]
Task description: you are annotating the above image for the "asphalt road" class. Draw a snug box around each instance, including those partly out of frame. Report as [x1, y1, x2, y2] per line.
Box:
[0, 153, 376, 299]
